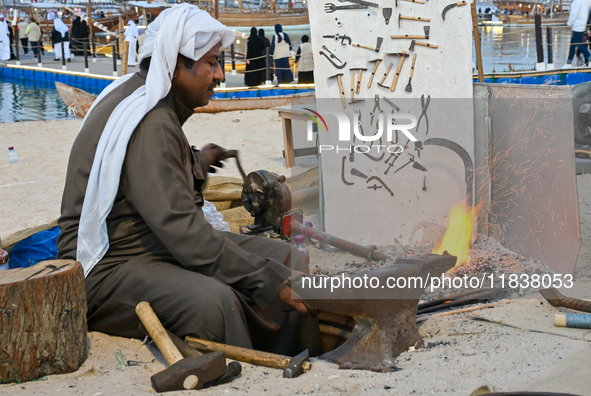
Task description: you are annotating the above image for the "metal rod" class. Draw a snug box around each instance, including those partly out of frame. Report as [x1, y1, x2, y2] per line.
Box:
[291, 221, 390, 261]
[92, 33, 96, 61]
[61, 39, 66, 69]
[14, 25, 19, 63]
[37, 40, 42, 66]
[116, 36, 120, 61]
[230, 43, 236, 75]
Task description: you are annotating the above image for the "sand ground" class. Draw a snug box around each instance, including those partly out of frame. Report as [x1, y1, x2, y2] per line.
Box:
[1, 111, 590, 395]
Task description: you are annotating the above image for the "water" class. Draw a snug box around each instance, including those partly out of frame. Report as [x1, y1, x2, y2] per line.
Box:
[478, 25, 574, 73]
[0, 76, 102, 123]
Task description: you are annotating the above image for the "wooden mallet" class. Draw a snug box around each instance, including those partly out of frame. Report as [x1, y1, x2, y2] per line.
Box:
[329, 73, 347, 108]
[136, 302, 227, 393]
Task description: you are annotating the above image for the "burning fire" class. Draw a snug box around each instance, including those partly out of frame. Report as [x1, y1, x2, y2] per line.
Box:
[432, 200, 478, 269]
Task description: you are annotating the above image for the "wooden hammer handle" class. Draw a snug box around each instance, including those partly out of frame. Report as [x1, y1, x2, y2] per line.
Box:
[378, 62, 394, 85]
[136, 301, 184, 366]
[390, 52, 407, 91]
[353, 43, 375, 51]
[415, 41, 438, 49]
[351, 72, 355, 99]
[368, 60, 381, 88]
[391, 35, 426, 39]
[185, 336, 311, 372]
[400, 16, 430, 21]
[409, 53, 417, 79]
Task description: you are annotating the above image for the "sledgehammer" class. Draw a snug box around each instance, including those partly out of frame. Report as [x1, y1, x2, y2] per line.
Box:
[136, 302, 227, 392]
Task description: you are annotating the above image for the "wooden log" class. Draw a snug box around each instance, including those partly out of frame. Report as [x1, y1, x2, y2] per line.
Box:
[0, 260, 87, 383]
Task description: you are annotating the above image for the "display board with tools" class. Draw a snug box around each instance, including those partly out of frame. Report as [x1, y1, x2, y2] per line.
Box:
[303, 0, 476, 246]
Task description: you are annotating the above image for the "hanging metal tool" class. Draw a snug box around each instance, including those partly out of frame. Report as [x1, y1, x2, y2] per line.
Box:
[390, 51, 409, 92]
[367, 58, 382, 88]
[341, 156, 354, 185]
[338, 0, 379, 7]
[322, 33, 352, 45]
[329, 73, 347, 108]
[319, 50, 347, 69]
[325, 3, 369, 13]
[351, 168, 369, 179]
[392, 26, 430, 40]
[370, 94, 381, 125]
[405, 53, 417, 93]
[417, 93, 430, 134]
[366, 176, 394, 196]
[394, 153, 415, 173]
[383, 97, 400, 111]
[398, 14, 431, 29]
[442, 0, 467, 20]
[409, 40, 438, 50]
[383, 7, 393, 25]
[352, 37, 383, 52]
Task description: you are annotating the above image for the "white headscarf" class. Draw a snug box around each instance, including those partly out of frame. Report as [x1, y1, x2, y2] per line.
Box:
[125, 20, 139, 39]
[76, 4, 234, 277]
[54, 18, 68, 38]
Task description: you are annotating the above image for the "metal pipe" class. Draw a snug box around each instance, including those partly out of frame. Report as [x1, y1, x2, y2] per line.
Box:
[546, 27, 553, 64]
[291, 221, 390, 262]
[265, 46, 272, 85]
[534, 14, 544, 64]
[60, 39, 66, 69]
[112, 44, 117, 77]
[230, 43, 236, 75]
[84, 43, 89, 73]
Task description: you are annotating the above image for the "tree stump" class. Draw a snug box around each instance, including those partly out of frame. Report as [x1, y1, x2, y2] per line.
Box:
[0, 260, 87, 383]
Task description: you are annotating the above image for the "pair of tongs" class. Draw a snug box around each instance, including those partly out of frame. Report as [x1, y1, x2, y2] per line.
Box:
[338, 0, 379, 7]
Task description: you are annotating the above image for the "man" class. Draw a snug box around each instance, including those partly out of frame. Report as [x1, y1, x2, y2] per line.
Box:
[562, 0, 591, 68]
[17, 18, 29, 55]
[25, 18, 42, 60]
[6, 20, 16, 60]
[0, 14, 10, 61]
[51, 18, 71, 62]
[57, 4, 321, 356]
[124, 20, 139, 66]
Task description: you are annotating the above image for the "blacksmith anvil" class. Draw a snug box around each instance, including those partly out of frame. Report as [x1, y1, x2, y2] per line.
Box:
[292, 253, 456, 371]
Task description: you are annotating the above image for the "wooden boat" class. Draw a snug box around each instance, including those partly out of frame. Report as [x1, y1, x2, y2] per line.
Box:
[55, 82, 314, 117]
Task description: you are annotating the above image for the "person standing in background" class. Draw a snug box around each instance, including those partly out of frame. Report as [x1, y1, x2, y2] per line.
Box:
[6, 20, 16, 59]
[124, 20, 139, 66]
[51, 18, 71, 62]
[562, 0, 591, 68]
[71, 16, 84, 56]
[25, 18, 41, 60]
[270, 23, 293, 84]
[0, 15, 10, 61]
[17, 18, 28, 55]
[258, 28, 271, 83]
[295, 35, 313, 84]
[245, 27, 265, 86]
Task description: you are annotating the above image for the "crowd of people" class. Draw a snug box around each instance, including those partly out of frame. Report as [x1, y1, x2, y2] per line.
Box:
[244, 23, 313, 86]
[0, 13, 138, 66]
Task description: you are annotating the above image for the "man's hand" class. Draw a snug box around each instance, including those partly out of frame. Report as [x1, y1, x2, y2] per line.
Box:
[199, 143, 236, 175]
[277, 285, 316, 317]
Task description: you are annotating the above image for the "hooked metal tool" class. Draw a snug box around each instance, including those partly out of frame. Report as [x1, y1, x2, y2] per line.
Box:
[319, 50, 347, 69]
[322, 33, 352, 45]
[366, 176, 394, 196]
[394, 153, 415, 174]
[442, 0, 467, 20]
[341, 156, 354, 185]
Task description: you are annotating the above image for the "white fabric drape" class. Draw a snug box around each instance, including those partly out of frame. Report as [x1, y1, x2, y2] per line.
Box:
[124, 20, 139, 66]
[76, 4, 234, 277]
[54, 18, 69, 38]
[54, 41, 71, 59]
[0, 18, 10, 61]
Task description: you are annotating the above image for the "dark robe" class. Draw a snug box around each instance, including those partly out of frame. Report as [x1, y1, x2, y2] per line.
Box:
[245, 28, 265, 86]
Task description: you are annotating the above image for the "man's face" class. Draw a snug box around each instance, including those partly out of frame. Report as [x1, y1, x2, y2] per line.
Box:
[171, 43, 223, 109]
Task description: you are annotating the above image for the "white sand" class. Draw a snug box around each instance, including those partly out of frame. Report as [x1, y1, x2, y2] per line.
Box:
[1, 113, 591, 395]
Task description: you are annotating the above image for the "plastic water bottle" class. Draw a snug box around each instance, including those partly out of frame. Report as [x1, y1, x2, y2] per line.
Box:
[8, 147, 19, 164]
[294, 234, 310, 265]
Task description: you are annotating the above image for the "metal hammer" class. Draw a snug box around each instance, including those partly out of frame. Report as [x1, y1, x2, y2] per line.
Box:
[352, 37, 383, 53]
[329, 73, 347, 108]
[136, 302, 227, 393]
[185, 336, 311, 378]
[391, 25, 430, 40]
[409, 39, 438, 50]
[398, 13, 431, 29]
[390, 51, 409, 92]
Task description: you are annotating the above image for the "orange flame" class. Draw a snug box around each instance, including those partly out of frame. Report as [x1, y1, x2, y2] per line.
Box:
[432, 200, 478, 268]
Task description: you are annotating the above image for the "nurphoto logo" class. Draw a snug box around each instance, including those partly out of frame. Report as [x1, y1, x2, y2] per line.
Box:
[303, 108, 418, 154]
